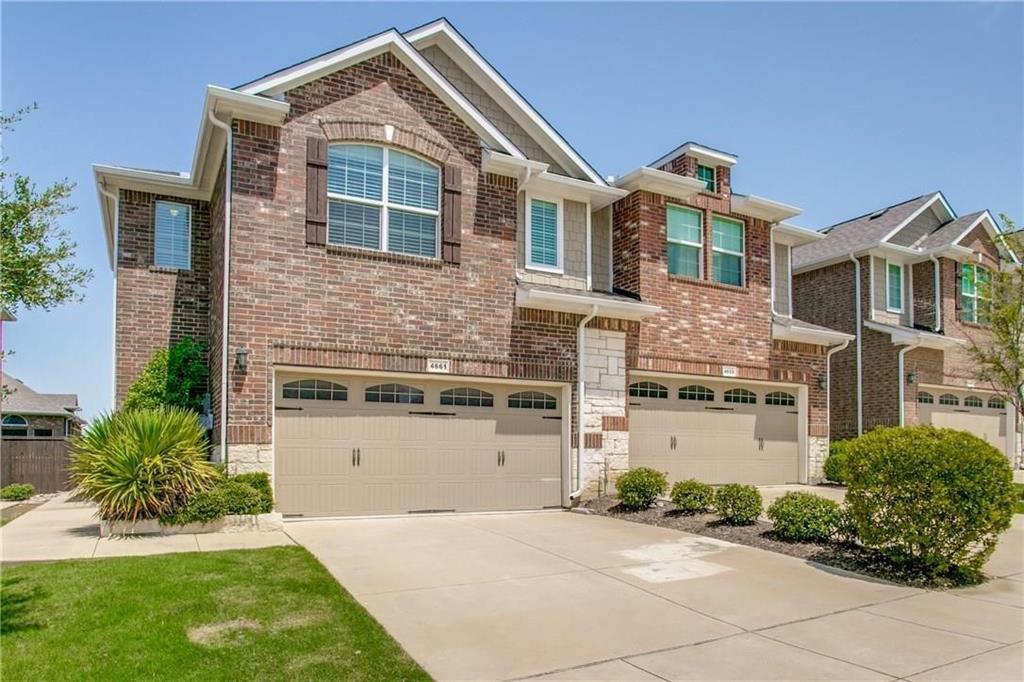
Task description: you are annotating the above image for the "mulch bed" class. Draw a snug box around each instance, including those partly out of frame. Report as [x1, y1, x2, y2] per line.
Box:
[579, 495, 980, 589]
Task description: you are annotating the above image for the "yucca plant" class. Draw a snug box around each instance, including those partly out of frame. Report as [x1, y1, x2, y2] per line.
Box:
[70, 407, 219, 521]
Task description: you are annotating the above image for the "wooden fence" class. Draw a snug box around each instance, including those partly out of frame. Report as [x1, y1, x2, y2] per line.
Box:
[1, 439, 73, 493]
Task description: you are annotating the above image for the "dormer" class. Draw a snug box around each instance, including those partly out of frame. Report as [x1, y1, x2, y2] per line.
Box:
[649, 141, 739, 197]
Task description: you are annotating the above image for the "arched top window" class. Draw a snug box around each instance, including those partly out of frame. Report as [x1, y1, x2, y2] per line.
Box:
[440, 387, 494, 407]
[724, 388, 757, 405]
[679, 385, 715, 401]
[508, 391, 557, 410]
[629, 382, 668, 399]
[917, 392, 934, 404]
[963, 396, 984, 408]
[989, 396, 1005, 410]
[1, 414, 28, 437]
[765, 391, 796, 407]
[282, 379, 347, 401]
[327, 144, 441, 258]
[365, 383, 424, 404]
[938, 394, 959, 406]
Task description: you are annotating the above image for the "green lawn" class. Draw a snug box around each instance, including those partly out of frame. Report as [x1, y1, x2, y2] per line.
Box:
[1, 546, 430, 681]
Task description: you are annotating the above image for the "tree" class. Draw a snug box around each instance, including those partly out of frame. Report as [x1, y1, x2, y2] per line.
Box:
[123, 339, 208, 414]
[0, 104, 92, 316]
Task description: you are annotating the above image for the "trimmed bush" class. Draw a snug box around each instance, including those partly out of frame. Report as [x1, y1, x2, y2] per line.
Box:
[616, 468, 667, 510]
[0, 483, 35, 501]
[845, 425, 1014, 577]
[231, 472, 273, 513]
[713, 484, 762, 525]
[836, 504, 859, 544]
[823, 440, 851, 485]
[670, 479, 714, 513]
[217, 480, 264, 515]
[161, 480, 264, 526]
[766, 492, 841, 542]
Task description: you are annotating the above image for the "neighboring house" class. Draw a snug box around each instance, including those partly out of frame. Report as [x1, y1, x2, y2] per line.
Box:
[1, 372, 84, 438]
[793, 192, 1021, 466]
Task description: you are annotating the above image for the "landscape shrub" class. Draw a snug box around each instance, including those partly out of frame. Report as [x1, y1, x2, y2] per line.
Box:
[123, 338, 208, 414]
[122, 349, 169, 411]
[713, 484, 762, 525]
[69, 407, 219, 521]
[845, 425, 1014, 578]
[231, 472, 273, 513]
[766, 492, 841, 542]
[216, 480, 265, 515]
[835, 504, 859, 544]
[670, 479, 714, 513]
[161, 479, 266, 526]
[0, 483, 35, 501]
[823, 440, 851, 485]
[616, 468, 667, 510]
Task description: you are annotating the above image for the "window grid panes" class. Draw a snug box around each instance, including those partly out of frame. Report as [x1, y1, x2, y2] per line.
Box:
[327, 145, 440, 258]
[765, 391, 796, 407]
[679, 385, 715, 401]
[1, 414, 28, 437]
[939, 394, 959, 406]
[697, 165, 716, 192]
[724, 388, 757, 404]
[365, 383, 424, 404]
[989, 396, 1005, 409]
[508, 391, 557, 410]
[666, 205, 702, 278]
[154, 201, 191, 269]
[960, 264, 990, 324]
[282, 379, 348, 401]
[440, 387, 494, 407]
[887, 262, 903, 311]
[917, 392, 934, 404]
[629, 382, 668, 399]
[963, 396, 984, 408]
[528, 199, 559, 269]
[712, 217, 744, 286]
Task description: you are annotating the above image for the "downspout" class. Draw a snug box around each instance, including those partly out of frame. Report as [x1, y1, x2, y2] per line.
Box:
[98, 184, 119, 410]
[848, 254, 864, 435]
[825, 339, 850, 445]
[929, 255, 942, 333]
[897, 341, 924, 426]
[207, 110, 232, 464]
[569, 304, 599, 500]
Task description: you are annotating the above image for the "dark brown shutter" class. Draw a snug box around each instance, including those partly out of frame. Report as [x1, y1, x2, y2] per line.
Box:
[441, 164, 462, 264]
[305, 137, 328, 245]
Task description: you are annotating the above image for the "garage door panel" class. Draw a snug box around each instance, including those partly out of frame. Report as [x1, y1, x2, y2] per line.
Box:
[921, 395, 1008, 455]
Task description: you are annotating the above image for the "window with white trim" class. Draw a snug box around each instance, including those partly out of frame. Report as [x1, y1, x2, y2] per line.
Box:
[988, 396, 1005, 409]
[154, 201, 192, 269]
[886, 261, 903, 312]
[765, 391, 795, 407]
[1, 414, 28, 437]
[629, 381, 668, 399]
[712, 216, 744, 286]
[666, 205, 702, 279]
[508, 391, 557, 410]
[917, 392, 934, 404]
[938, 394, 959, 406]
[963, 396, 984, 408]
[724, 388, 756, 404]
[282, 379, 347, 401]
[697, 164, 716, 192]
[679, 385, 715, 401]
[526, 197, 562, 271]
[960, 263, 991, 325]
[326, 144, 440, 258]
[440, 387, 494, 407]
[365, 383, 424, 404]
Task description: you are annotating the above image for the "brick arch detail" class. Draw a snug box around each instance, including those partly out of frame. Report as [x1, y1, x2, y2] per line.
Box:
[317, 119, 452, 164]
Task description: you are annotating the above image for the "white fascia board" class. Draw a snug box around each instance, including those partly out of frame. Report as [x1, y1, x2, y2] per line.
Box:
[731, 194, 803, 222]
[238, 29, 523, 160]
[863, 320, 963, 350]
[515, 286, 661, 321]
[482, 149, 549, 179]
[405, 20, 607, 186]
[525, 172, 627, 210]
[880, 191, 955, 244]
[952, 210, 1020, 263]
[772, 319, 854, 346]
[773, 222, 824, 247]
[613, 167, 705, 200]
[650, 142, 738, 170]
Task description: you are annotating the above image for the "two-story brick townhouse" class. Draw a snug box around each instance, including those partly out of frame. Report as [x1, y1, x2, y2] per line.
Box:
[94, 19, 670, 518]
[792, 191, 1022, 467]
[608, 144, 853, 490]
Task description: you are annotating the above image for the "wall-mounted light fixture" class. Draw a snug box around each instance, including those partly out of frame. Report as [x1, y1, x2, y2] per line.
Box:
[817, 376, 828, 390]
[906, 370, 917, 385]
[235, 348, 250, 372]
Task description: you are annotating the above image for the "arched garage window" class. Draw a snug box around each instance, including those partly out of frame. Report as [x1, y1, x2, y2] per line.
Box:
[508, 391, 557, 410]
[679, 385, 714, 401]
[724, 388, 757, 404]
[629, 381, 668, 399]
[440, 387, 494, 407]
[764, 391, 795, 407]
[963, 396, 984, 408]
[938, 394, 959, 406]
[989, 396, 1005, 410]
[1, 414, 28, 437]
[365, 383, 424, 404]
[917, 392, 934, 404]
[282, 379, 347, 401]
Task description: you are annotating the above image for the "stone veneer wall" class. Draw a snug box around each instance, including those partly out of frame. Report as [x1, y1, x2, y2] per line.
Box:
[577, 328, 628, 496]
[808, 436, 829, 482]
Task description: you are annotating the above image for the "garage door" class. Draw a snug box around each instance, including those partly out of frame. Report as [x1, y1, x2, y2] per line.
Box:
[629, 376, 801, 485]
[917, 389, 1008, 455]
[274, 374, 564, 517]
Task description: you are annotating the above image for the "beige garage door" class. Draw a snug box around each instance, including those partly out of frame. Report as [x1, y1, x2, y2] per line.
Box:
[629, 377, 801, 485]
[274, 374, 563, 517]
[917, 389, 1007, 455]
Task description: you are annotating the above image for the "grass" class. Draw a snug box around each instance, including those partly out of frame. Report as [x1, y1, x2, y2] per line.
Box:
[1, 546, 430, 681]
[1015, 483, 1024, 515]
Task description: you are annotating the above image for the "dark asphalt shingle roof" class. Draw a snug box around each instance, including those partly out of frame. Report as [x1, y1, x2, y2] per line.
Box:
[1, 373, 81, 418]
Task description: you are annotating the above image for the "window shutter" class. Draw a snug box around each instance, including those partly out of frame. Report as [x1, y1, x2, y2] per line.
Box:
[441, 164, 462, 264]
[954, 262, 963, 319]
[306, 137, 328, 245]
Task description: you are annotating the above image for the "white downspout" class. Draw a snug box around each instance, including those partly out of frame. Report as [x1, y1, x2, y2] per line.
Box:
[207, 110, 232, 464]
[898, 341, 924, 426]
[825, 339, 850, 444]
[569, 304, 599, 500]
[849, 254, 863, 435]
[929, 255, 942, 333]
[98, 184, 119, 410]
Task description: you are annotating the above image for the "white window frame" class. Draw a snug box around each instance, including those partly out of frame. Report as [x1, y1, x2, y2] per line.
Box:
[886, 260, 904, 313]
[154, 200, 192, 270]
[711, 215, 745, 287]
[960, 263, 990, 324]
[697, 164, 716, 193]
[524, 193, 564, 274]
[326, 144, 442, 259]
[666, 204, 703, 279]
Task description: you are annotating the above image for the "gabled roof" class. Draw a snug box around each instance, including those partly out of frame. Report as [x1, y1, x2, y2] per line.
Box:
[915, 210, 988, 251]
[650, 141, 738, 169]
[1, 373, 83, 420]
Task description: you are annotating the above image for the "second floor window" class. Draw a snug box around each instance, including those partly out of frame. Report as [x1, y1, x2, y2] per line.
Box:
[154, 201, 191, 269]
[712, 216, 744, 286]
[961, 263, 990, 324]
[327, 144, 440, 258]
[526, 197, 562, 271]
[666, 205, 702, 278]
[886, 261, 903, 312]
[697, 164, 716, 192]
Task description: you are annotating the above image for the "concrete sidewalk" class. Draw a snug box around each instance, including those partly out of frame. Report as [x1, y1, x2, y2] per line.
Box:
[0, 493, 293, 563]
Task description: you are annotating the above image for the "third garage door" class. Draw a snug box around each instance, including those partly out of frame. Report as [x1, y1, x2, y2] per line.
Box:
[917, 389, 1008, 455]
[629, 376, 801, 485]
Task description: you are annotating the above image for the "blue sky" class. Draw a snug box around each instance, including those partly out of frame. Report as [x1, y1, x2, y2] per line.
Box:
[3, 2, 1022, 420]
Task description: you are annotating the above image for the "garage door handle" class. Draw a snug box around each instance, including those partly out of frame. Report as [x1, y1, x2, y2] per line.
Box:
[357, 448, 361, 466]
[351, 448, 356, 466]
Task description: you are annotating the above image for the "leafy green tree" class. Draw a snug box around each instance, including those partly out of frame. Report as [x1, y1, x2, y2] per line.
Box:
[122, 349, 170, 411]
[123, 339, 208, 413]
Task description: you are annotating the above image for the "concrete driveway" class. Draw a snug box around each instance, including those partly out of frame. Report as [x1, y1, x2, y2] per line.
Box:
[286, 512, 1023, 681]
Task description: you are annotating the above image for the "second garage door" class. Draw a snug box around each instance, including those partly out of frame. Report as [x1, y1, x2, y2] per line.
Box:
[274, 374, 564, 517]
[917, 389, 1008, 455]
[629, 376, 801, 485]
